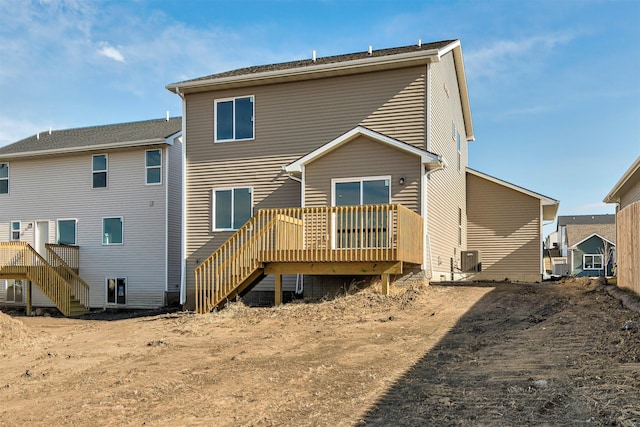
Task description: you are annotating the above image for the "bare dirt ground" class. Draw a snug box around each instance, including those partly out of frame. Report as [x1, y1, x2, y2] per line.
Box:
[1, 278, 639, 426]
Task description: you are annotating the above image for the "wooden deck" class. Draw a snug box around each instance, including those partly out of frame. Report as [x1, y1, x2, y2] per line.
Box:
[0, 242, 89, 316]
[194, 204, 423, 313]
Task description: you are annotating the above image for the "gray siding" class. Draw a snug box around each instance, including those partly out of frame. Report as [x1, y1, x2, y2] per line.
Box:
[183, 67, 431, 306]
[0, 146, 173, 309]
[427, 52, 468, 280]
[304, 135, 421, 212]
[467, 172, 542, 282]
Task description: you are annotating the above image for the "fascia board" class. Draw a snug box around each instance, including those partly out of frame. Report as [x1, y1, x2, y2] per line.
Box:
[167, 49, 442, 94]
[0, 138, 170, 160]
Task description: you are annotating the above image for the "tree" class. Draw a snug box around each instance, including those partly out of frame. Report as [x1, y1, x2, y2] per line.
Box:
[597, 239, 615, 277]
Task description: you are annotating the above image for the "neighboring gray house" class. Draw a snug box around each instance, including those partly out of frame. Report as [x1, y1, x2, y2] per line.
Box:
[556, 215, 616, 277]
[0, 117, 183, 314]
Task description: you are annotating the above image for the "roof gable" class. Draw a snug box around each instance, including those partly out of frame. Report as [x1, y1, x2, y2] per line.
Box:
[0, 117, 182, 159]
[466, 168, 559, 220]
[569, 232, 616, 249]
[284, 126, 442, 174]
[564, 222, 616, 247]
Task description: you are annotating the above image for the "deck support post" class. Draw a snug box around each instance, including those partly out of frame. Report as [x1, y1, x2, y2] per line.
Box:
[26, 280, 32, 316]
[381, 274, 390, 296]
[274, 274, 282, 306]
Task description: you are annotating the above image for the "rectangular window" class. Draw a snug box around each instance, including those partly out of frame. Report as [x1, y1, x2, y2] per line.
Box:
[0, 163, 8, 194]
[92, 155, 107, 188]
[106, 277, 126, 305]
[458, 208, 463, 246]
[584, 254, 603, 270]
[145, 149, 162, 185]
[10, 221, 20, 241]
[457, 132, 462, 172]
[102, 217, 123, 245]
[215, 96, 254, 142]
[212, 188, 252, 230]
[57, 219, 77, 245]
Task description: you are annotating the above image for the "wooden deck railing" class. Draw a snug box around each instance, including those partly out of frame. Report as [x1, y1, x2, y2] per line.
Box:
[45, 243, 80, 270]
[195, 204, 423, 313]
[0, 241, 86, 316]
[45, 244, 90, 309]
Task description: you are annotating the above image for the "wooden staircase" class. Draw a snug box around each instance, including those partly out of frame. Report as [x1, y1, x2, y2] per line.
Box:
[0, 242, 90, 317]
[194, 204, 424, 313]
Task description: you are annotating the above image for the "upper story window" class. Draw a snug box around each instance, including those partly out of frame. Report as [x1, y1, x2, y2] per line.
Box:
[92, 154, 108, 188]
[215, 96, 254, 142]
[212, 187, 252, 230]
[103, 217, 123, 245]
[10, 221, 20, 241]
[57, 219, 77, 245]
[0, 163, 8, 194]
[145, 149, 162, 185]
[457, 132, 462, 172]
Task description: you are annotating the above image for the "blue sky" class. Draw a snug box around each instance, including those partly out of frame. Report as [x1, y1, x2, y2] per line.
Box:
[1, 0, 639, 237]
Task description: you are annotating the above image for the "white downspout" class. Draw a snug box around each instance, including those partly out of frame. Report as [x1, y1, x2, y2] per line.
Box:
[422, 62, 432, 276]
[176, 86, 187, 306]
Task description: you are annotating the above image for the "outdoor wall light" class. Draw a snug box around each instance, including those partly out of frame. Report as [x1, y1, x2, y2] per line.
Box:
[399, 177, 405, 185]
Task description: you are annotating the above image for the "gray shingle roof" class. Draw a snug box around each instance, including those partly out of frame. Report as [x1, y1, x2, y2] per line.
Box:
[557, 214, 615, 227]
[566, 223, 616, 247]
[171, 40, 457, 85]
[0, 117, 182, 158]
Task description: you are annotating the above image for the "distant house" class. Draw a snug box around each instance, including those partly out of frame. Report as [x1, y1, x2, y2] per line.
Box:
[604, 155, 640, 293]
[556, 215, 616, 277]
[0, 118, 183, 315]
[166, 39, 559, 312]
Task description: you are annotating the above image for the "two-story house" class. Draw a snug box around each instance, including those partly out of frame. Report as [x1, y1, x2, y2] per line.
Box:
[0, 117, 182, 315]
[167, 39, 559, 312]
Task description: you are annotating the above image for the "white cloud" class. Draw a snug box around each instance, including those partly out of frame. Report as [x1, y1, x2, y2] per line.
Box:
[0, 114, 66, 147]
[97, 42, 125, 63]
[465, 33, 576, 81]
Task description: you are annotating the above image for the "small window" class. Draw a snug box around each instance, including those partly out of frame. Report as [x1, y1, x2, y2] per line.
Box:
[457, 132, 462, 171]
[458, 208, 462, 246]
[0, 163, 8, 194]
[106, 277, 126, 305]
[212, 188, 252, 230]
[584, 254, 603, 270]
[145, 149, 162, 185]
[215, 96, 254, 142]
[92, 155, 107, 188]
[103, 217, 123, 245]
[57, 219, 77, 245]
[10, 221, 20, 241]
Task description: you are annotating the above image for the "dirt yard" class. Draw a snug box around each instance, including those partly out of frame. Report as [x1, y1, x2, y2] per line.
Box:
[1, 278, 639, 426]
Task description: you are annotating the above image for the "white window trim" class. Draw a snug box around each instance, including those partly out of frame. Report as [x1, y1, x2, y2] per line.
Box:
[10, 220, 20, 241]
[330, 176, 392, 206]
[102, 216, 124, 246]
[145, 149, 162, 185]
[214, 95, 255, 143]
[0, 162, 8, 195]
[457, 132, 462, 173]
[458, 207, 463, 246]
[56, 218, 78, 245]
[92, 154, 108, 189]
[105, 277, 127, 305]
[583, 254, 604, 270]
[211, 187, 253, 231]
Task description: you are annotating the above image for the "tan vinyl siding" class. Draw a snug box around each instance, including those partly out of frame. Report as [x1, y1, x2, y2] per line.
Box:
[427, 52, 467, 279]
[0, 148, 171, 309]
[467, 173, 542, 282]
[183, 67, 430, 304]
[620, 176, 640, 208]
[304, 135, 421, 212]
[167, 137, 183, 295]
